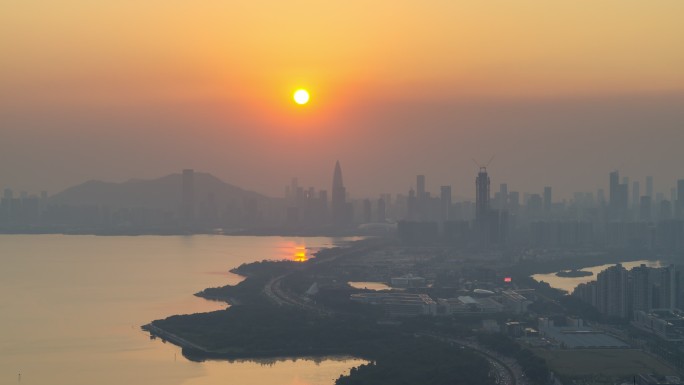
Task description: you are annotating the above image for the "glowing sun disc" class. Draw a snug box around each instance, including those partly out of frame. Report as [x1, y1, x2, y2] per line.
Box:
[294, 89, 310, 105]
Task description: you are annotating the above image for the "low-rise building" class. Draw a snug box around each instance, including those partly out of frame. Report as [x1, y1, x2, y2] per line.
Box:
[632, 309, 684, 342]
[481, 319, 501, 333]
[537, 317, 629, 348]
[350, 292, 436, 317]
[501, 290, 532, 314]
[390, 274, 426, 288]
[437, 296, 504, 314]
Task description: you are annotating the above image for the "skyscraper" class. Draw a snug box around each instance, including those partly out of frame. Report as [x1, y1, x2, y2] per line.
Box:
[609, 171, 619, 218]
[655, 265, 679, 310]
[407, 188, 417, 220]
[475, 167, 490, 246]
[499, 183, 508, 210]
[476, 168, 490, 223]
[639, 196, 652, 222]
[415, 174, 427, 220]
[377, 196, 386, 222]
[440, 185, 452, 221]
[646, 176, 653, 199]
[331, 161, 348, 227]
[618, 184, 629, 217]
[632, 181, 640, 209]
[362, 199, 372, 223]
[676, 179, 684, 219]
[416, 175, 426, 200]
[181, 169, 195, 224]
[660, 199, 672, 220]
[289, 177, 299, 203]
[543, 186, 552, 212]
[526, 194, 543, 218]
[508, 191, 520, 214]
[631, 264, 651, 312]
[596, 264, 628, 318]
[609, 171, 628, 220]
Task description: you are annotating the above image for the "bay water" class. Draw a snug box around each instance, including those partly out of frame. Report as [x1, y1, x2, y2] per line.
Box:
[0, 235, 365, 385]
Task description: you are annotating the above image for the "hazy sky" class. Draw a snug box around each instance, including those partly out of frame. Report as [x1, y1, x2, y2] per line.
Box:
[2, 1, 684, 200]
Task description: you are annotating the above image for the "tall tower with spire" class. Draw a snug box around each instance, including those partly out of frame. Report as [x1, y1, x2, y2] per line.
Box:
[331, 161, 348, 227]
[475, 167, 490, 223]
[476, 167, 491, 247]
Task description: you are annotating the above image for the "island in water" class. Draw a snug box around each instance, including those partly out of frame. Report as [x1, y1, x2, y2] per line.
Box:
[555, 269, 593, 278]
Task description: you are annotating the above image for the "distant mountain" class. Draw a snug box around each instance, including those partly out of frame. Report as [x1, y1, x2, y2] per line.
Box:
[49, 172, 274, 211]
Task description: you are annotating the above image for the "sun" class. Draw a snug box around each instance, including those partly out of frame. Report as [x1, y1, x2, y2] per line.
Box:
[293, 89, 310, 105]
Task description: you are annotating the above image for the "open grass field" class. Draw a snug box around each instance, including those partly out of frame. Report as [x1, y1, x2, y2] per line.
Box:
[532, 349, 678, 378]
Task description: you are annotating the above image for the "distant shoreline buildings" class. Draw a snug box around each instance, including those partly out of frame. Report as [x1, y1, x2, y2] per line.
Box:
[1, 165, 683, 252]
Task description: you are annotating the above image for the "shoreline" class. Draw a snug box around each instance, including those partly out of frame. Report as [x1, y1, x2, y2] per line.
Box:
[529, 258, 675, 295]
[142, 317, 373, 363]
[515, 252, 676, 276]
[0, 228, 366, 237]
[142, 238, 382, 362]
[140, 238, 678, 366]
[142, 323, 209, 353]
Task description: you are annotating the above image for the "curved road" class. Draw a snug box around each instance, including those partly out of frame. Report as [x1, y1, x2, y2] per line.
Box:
[263, 241, 380, 311]
[420, 333, 529, 385]
[263, 241, 529, 385]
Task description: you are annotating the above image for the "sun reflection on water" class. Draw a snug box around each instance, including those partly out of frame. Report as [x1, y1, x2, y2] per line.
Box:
[293, 245, 308, 262]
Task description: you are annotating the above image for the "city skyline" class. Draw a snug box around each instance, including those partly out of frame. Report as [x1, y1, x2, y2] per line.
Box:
[4, 164, 684, 205]
[3, 164, 684, 250]
[3, 2, 684, 199]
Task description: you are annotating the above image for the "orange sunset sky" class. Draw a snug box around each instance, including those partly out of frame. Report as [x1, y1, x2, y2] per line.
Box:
[2, 1, 684, 199]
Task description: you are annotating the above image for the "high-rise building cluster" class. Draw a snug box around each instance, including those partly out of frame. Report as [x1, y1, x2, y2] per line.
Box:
[396, 167, 510, 247]
[396, 169, 684, 252]
[573, 264, 682, 319]
[283, 160, 354, 231]
[331, 161, 352, 228]
[2, 164, 684, 243]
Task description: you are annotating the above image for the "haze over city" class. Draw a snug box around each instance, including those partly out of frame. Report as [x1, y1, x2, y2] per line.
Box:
[3, 2, 684, 199]
[3, 3, 684, 385]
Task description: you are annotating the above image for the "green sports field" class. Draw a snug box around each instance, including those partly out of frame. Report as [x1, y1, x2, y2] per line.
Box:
[533, 348, 678, 383]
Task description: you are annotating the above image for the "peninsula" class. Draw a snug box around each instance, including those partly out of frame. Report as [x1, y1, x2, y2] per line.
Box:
[144, 238, 557, 385]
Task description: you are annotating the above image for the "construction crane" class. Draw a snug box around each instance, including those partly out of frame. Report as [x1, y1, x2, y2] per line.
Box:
[472, 156, 495, 172]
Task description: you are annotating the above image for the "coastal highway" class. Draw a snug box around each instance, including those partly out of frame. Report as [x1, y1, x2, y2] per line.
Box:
[263, 240, 382, 312]
[263, 240, 528, 385]
[262, 240, 529, 385]
[420, 333, 529, 385]
[143, 323, 208, 352]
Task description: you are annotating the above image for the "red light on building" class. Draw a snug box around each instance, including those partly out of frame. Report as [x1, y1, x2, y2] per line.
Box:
[504, 277, 512, 283]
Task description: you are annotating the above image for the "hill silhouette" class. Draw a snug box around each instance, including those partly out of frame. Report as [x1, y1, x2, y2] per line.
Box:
[49, 172, 274, 211]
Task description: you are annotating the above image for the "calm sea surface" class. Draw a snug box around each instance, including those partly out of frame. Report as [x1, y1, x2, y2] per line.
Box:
[531, 259, 665, 293]
[0, 235, 366, 385]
